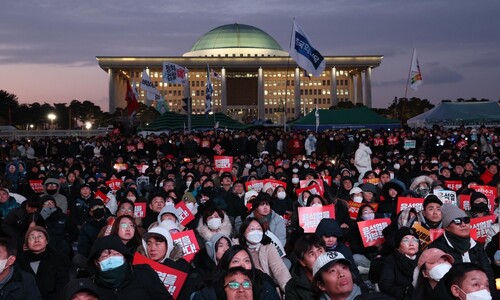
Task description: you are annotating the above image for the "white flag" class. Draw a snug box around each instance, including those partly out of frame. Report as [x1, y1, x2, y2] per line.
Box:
[162, 62, 188, 85]
[289, 20, 326, 77]
[410, 49, 423, 91]
[140, 69, 161, 101]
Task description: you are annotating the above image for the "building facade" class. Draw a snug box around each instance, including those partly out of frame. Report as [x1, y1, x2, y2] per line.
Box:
[97, 24, 382, 123]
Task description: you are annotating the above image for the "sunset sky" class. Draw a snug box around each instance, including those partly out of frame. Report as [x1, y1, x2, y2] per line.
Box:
[1, 0, 499, 110]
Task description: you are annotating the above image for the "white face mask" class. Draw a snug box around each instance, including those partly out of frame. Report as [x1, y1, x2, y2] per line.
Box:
[186, 181, 192, 187]
[186, 202, 198, 215]
[353, 196, 363, 203]
[0, 257, 10, 273]
[362, 213, 375, 221]
[292, 168, 299, 173]
[246, 230, 263, 244]
[245, 164, 252, 169]
[461, 289, 492, 300]
[207, 218, 222, 230]
[394, 163, 400, 170]
[428, 262, 452, 281]
[311, 203, 322, 207]
[292, 178, 300, 184]
[165, 201, 175, 206]
[277, 191, 286, 200]
[389, 172, 395, 179]
[303, 164, 310, 169]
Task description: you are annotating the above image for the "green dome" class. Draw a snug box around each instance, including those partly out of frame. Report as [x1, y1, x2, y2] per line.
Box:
[189, 24, 284, 52]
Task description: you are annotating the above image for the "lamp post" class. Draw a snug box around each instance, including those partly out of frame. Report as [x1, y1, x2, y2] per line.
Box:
[47, 113, 56, 129]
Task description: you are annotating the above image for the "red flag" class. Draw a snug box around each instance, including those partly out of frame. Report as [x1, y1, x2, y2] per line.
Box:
[125, 79, 139, 116]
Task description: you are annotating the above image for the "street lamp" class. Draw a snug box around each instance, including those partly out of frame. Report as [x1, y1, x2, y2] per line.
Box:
[47, 113, 56, 129]
[85, 121, 92, 130]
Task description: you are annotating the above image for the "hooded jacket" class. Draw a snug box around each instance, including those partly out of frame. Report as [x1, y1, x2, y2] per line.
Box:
[88, 235, 171, 300]
[42, 178, 68, 213]
[354, 143, 372, 181]
[196, 211, 233, 242]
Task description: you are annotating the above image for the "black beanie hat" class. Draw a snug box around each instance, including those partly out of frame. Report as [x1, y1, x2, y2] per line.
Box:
[394, 227, 419, 248]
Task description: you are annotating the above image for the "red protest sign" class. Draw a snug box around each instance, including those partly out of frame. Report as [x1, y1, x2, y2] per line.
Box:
[134, 203, 147, 218]
[214, 156, 233, 172]
[263, 179, 287, 190]
[429, 229, 445, 242]
[245, 180, 265, 192]
[348, 202, 378, 219]
[29, 180, 44, 193]
[363, 178, 380, 185]
[470, 185, 497, 207]
[445, 180, 463, 191]
[396, 197, 425, 214]
[300, 179, 324, 196]
[358, 218, 391, 247]
[298, 204, 335, 233]
[295, 184, 322, 197]
[459, 194, 472, 211]
[133, 253, 188, 299]
[94, 190, 110, 204]
[456, 139, 467, 149]
[322, 176, 332, 186]
[213, 144, 225, 155]
[113, 163, 129, 171]
[469, 215, 496, 243]
[175, 201, 194, 226]
[106, 179, 123, 192]
[201, 140, 210, 148]
[171, 230, 200, 263]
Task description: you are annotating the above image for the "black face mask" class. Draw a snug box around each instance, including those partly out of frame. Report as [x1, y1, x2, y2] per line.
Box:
[46, 189, 57, 195]
[202, 186, 214, 198]
[93, 208, 105, 219]
[471, 202, 489, 213]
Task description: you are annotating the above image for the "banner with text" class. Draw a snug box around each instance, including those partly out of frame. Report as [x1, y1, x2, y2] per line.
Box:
[358, 218, 391, 247]
[298, 204, 335, 233]
[348, 202, 379, 219]
[397, 197, 425, 214]
[29, 180, 44, 194]
[171, 230, 200, 262]
[214, 156, 233, 172]
[469, 215, 496, 243]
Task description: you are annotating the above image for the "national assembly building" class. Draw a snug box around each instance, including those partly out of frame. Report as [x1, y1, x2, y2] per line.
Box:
[96, 23, 383, 123]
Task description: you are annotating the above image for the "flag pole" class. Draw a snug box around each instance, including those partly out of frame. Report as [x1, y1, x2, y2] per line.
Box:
[404, 49, 415, 99]
[284, 18, 296, 132]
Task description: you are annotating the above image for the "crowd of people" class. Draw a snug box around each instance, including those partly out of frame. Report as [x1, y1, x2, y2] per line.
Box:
[0, 124, 499, 300]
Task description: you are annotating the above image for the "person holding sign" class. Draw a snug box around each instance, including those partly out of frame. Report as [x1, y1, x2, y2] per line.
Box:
[238, 217, 291, 292]
[378, 227, 420, 300]
[88, 235, 170, 299]
[428, 204, 496, 291]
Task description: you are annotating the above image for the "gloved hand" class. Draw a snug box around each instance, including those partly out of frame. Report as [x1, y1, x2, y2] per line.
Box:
[494, 250, 500, 266]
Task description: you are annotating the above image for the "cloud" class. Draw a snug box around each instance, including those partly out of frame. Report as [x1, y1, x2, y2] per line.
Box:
[423, 62, 464, 84]
[460, 54, 500, 68]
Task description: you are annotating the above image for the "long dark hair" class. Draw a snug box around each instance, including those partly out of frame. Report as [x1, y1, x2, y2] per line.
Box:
[238, 217, 271, 248]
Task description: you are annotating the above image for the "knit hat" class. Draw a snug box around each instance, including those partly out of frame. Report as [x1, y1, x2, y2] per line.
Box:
[470, 191, 488, 204]
[315, 218, 343, 238]
[312, 251, 350, 277]
[393, 227, 419, 248]
[417, 248, 454, 269]
[157, 205, 179, 223]
[262, 182, 274, 194]
[423, 195, 443, 209]
[441, 203, 467, 228]
[25, 226, 49, 244]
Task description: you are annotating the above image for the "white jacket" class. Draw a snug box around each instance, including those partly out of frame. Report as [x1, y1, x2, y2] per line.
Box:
[354, 143, 372, 181]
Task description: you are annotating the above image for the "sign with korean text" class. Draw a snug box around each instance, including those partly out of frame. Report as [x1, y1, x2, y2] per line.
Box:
[404, 140, 416, 149]
[162, 62, 188, 85]
[295, 184, 322, 197]
[298, 204, 335, 233]
[412, 222, 431, 249]
[133, 253, 188, 299]
[434, 189, 457, 205]
[175, 201, 194, 226]
[29, 180, 44, 193]
[171, 230, 200, 262]
[358, 218, 391, 247]
[429, 229, 445, 241]
[113, 163, 129, 172]
[263, 179, 287, 190]
[445, 180, 463, 191]
[456, 139, 467, 149]
[459, 194, 472, 211]
[396, 197, 425, 214]
[469, 215, 496, 244]
[299, 179, 324, 196]
[213, 144, 225, 155]
[387, 136, 398, 145]
[106, 179, 123, 192]
[265, 231, 286, 257]
[134, 202, 147, 218]
[214, 156, 233, 172]
[348, 202, 379, 219]
[470, 185, 497, 206]
[362, 178, 380, 185]
[245, 180, 265, 192]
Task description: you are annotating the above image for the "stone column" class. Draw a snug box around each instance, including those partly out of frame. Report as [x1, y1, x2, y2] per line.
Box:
[356, 71, 364, 105]
[294, 67, 301, 119]
[364, 67, 372, 108]
[331, 67, 338, 106]
[108, 68, 116, 113]
[348, 74, 354, 103]
[221, 67, 227, 114]
[258, 67, 265, 120]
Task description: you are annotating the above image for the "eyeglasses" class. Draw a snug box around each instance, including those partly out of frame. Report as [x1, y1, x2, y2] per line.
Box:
[28, 234, 46, 242]
[119, 223, 136, 229]
[451, 217, 470, 225]
[401, 237, 419, 244]
[119, 207, 133, 212]
[225, 281, 252, 290]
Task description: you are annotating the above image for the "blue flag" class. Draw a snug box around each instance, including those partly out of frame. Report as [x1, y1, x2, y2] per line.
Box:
[205, 65, 213, 116]
[289, 20, 326, 77]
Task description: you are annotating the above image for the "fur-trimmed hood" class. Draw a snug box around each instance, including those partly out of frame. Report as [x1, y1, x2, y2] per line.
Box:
[196, 211, 232, 242]
[409, 175, 433, 191]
